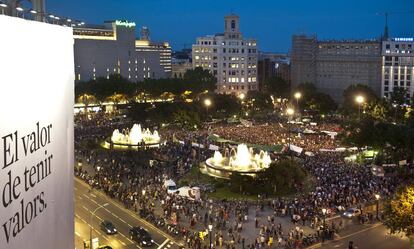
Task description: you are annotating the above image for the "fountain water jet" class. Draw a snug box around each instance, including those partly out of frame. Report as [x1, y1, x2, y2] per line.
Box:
[103, 124, 162, 150]
[202, 144, 272, 179]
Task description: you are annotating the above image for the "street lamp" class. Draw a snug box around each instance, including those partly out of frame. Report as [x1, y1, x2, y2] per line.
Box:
[16, 6, 24, 18]
[392, 103, 398, 123]
[322, 208, 327, 242]
[0, 3, 8, 15]
[375, 194, 380, 220]
[208, 224, 213, 249]
[90, 203, 109, 249]
[286, 108, 294, 159]
[294, 92, 301, 112]
[204, 98, 212, 116]
[142, 189, 146, 197]
[239, 93, 245, 101]
[355, 95, 365, 120]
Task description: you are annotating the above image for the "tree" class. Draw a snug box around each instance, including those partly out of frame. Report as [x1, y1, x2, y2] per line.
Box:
[307, 92, 337, 114]
[246, 91, 273, 112]
[342, 84, 378, 115]
[293, 83, 338, 114]
[183, 67, 216, 92]
[77, 94, 98, 113]
[365, 99, 391, 122]
[259, 159, 306, 195]
[264, 76, 290, 98]
[198, 93, 242, 118]
[391, 87, 408, 106]
[75, 74, 136, 102]
[383, 184, 414, 238]
[172, 109, 201, 129]
[229, 159, 306, 196]
[106, 93, 129, 105]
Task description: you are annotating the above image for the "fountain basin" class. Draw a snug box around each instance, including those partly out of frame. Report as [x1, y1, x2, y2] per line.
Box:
[102, 124, 163, 150]
[200, 144, 272, 179]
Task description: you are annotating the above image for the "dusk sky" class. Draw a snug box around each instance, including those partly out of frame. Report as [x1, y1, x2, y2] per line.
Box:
[48, 0, 414, 52]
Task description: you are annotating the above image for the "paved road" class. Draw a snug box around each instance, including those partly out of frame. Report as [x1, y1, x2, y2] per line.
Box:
[74, 177, 183, 249]
[310, 222, 411, 249]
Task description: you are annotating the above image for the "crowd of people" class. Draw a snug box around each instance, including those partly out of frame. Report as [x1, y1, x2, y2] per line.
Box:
[74, 113, 405, 249]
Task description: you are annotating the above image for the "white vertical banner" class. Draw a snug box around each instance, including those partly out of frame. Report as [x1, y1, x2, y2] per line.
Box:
[0, 15, 74, 249]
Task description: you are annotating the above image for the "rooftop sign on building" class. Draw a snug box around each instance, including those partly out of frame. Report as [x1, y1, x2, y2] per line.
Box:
[115, 20, 136, 28]
[392, 38, 414, 42]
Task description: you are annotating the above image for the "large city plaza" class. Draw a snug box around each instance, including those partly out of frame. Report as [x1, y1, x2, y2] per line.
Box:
[73, 84, 414, 249]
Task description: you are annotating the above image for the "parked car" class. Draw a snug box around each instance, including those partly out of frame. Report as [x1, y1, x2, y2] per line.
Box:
[130, 227, 154, 247]
[342, 208, 361, 218]
[100, 220, 117, 235]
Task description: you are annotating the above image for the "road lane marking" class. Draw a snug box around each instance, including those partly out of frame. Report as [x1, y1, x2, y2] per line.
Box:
[75, 178, 184, 247]
[157, 239, 170, 249]
[337, 223, 382, 240]
[76, 213, 134, 248]
[306, 223, 383, 248]
[91, 193, 97, 198]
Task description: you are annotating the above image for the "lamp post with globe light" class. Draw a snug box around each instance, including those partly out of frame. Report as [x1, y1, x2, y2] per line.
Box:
[286, 107, 294, 159]
[355, 95, 365, 120]
[322, 208, 327, 242]
[90, 203, 109, 249]
[208, 224, 213, 249]
[0, 3, 8, 15]
[294, 92, 301, 115]
[204, 98, 212, 116]
[375, 194, 380, 220]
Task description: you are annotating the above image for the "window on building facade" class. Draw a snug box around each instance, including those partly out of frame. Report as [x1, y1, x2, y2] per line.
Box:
[231, 20, 236, 30]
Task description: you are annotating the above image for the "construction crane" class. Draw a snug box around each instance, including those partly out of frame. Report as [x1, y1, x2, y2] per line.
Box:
[376, 11, 414, 39]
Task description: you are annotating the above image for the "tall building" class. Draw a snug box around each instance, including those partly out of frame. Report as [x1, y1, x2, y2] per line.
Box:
[291, 34, 382, 103]
[192, 14, 259, 95]
[381, 38, 414, 101]
[135, 26, 172, 78]
[74, 21, 171, 82]
[258, 52, 290, 91]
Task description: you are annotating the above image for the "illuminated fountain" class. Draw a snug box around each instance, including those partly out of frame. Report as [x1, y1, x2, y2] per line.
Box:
[201, 144, 272, 179]
[103, 124, 162, 150]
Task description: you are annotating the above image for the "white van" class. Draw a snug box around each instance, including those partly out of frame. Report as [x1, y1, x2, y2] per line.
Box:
[163, 179, 177, 194]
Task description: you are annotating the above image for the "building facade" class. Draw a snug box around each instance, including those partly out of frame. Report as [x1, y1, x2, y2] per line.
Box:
[135, 26, 172, 79]
[192, 14, 259, 95]
[172, 49, 192, 78]
[381, 38, 414, 101]
[258, 52, 290, 91]
[74, 21, 171, 82]
[291, 34, 382, 103]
